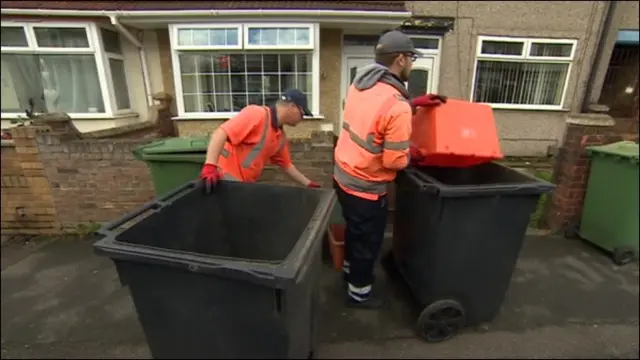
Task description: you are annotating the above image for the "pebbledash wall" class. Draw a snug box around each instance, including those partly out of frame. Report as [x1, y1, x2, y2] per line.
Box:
[0, 116, 334, 235]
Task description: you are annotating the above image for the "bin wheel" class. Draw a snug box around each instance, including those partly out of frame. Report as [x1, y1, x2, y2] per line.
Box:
[612, 247, 637, 266]
[416, 299, 465, 343]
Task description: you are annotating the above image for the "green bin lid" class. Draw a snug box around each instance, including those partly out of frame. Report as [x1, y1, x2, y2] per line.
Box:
[587, 141, 639, 164]
[136, 137, 209, 155]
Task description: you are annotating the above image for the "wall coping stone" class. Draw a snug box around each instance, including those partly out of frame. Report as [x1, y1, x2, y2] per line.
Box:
[566, 112, 615, 127]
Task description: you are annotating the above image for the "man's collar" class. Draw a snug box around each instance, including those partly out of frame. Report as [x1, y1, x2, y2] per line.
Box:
[269, 106, 280, 129]
[390, 72, 404, 84]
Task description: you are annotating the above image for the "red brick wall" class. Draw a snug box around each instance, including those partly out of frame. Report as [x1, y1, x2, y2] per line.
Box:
[543, 114, 639, 231]
[258, 131, 335, 187]
[1, 127, 60, 235]
[1, 122, 159, 234]
[1, 121, 335, 235]
[37, 134, 156, 228]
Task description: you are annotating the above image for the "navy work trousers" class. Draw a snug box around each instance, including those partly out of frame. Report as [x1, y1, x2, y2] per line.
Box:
[334, 180, 388, 300]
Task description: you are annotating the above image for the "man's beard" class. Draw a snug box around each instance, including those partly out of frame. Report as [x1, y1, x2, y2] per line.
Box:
[399, 68, 410, 83]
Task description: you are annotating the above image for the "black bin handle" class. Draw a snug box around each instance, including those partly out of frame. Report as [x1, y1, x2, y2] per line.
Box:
[96, 181, 197, 237]
[403, 167, 440, 194]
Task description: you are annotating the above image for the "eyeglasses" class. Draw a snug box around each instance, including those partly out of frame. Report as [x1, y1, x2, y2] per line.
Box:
[405, 53, 418, 62]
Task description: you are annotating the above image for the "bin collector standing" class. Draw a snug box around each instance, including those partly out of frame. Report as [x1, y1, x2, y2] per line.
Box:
[335, 30, 446, 309]
[199, 89, 321, 193]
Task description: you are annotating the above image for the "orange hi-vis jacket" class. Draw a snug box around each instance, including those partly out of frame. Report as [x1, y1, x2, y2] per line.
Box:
[217, 105, 292, 182]
[334, 81, 413, 200]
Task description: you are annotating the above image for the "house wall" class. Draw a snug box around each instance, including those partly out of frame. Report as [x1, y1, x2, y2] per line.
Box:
[0, 16, 164, 133]
[587, 0, 639, 105]
[407, 1, 609, 156]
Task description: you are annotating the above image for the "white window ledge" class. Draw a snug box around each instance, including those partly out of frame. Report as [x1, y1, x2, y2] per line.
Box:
[172, 114, 326, 121]
[484, 104, 571, 112]
[1, 112, 139, 120]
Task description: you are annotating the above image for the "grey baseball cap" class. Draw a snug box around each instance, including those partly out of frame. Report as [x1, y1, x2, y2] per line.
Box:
[375, 30, 422, 57]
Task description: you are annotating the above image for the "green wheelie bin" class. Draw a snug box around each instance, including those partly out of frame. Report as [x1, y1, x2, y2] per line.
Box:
[133, 137, 209, 197]
[575, 141, 639, 265]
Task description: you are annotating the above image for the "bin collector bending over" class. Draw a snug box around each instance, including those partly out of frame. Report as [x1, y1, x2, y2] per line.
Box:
[199, 89, 321, 193]
[335, 30, 446, 309]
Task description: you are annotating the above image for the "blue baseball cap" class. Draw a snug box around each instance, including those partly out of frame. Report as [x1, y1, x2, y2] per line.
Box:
[281, 89, 312, 116]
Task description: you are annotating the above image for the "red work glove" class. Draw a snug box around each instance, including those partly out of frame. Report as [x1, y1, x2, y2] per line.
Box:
[411, 94, 447, 108]
[199, 163, 222, 195]
[307, 181, 321, 189]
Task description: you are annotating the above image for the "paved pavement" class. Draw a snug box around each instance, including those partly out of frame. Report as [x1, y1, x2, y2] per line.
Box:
[1, 235, 638, 359]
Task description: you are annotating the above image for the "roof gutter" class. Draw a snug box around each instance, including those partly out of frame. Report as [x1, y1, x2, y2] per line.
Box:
[109, 15, 153, 108]
[1, 8, 412, 20]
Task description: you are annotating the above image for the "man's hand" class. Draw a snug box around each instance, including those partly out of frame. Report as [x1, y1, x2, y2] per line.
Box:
[411, 94, 447, 108]
[307, 181, 321, 189]
[199, 163, 222, 195]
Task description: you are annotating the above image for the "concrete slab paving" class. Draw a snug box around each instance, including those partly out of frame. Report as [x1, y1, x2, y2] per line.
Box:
[1, 235, 638, 359]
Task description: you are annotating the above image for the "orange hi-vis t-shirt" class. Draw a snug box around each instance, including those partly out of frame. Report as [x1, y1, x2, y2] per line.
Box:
[217, 105, 292, 182]
[334, 82, 412, 201]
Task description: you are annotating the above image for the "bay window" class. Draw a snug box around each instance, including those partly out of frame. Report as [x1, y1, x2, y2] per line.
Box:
[1, 22, 132, 118]
[170, 23, 319, 117]
[471, 36, 577, 110]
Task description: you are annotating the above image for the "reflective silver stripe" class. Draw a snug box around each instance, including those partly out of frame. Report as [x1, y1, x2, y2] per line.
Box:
[342, 123, 383, 154]
[384, 140, 410, 150]
[222, 173, 240, 181]
[241, 107, 271, 168]
[220, 148, 229, 158]
[342, 94, 410, 154]
[333, 163, 388, 195]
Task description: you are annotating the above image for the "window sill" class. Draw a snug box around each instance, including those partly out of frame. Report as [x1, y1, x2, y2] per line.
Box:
[1, 139, 15, 147]
[1, 112, 140, 120]
[485, 104, 571, 112]
[172, 114, 326, 121]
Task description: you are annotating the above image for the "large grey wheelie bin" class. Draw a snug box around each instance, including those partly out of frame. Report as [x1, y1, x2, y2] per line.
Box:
[386, 163, 555, 343]
[94, 180, 336, 359]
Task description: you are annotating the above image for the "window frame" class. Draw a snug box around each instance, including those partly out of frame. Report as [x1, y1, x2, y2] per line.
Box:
[172, 23, 243, 51]
[470, 35, 578, 110]
[98, 26, 133, 114]
[169, 22, 321, 119]
[0, 21, 128, 119]
[243, 23, 315, 51]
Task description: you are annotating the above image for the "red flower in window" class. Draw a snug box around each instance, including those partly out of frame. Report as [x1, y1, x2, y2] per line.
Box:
[218, 56, 229, 70]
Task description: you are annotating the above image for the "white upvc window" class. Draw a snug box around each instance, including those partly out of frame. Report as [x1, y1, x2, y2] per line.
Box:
[1, 21, 132, 118]
[471, 36, 577, 110]
[170, 23, 320, 118]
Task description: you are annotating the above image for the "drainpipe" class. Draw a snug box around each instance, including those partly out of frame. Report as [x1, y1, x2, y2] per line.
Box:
[109, 15, 153, 107]
[581, 1, 616, 113]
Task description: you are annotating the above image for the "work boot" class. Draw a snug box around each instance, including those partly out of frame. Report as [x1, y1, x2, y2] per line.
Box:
[342, 275, 376, 291]
[345, 295, 386, 310]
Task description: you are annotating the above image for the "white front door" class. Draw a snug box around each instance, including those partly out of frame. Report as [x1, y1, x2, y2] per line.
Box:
[340, 56, 373, 128]
[340, 54, 439, 128]
[408, 55, 439, 98]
